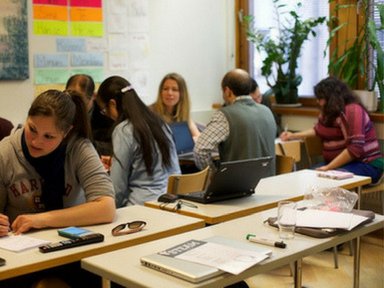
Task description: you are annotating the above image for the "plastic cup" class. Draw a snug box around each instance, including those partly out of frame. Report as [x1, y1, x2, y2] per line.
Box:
[277, 200, 297, 239]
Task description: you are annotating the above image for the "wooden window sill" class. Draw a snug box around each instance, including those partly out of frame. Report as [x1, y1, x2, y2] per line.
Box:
[272, 106, 384, 122]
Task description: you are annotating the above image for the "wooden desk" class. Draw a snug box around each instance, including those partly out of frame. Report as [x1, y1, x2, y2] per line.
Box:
[145, 170, 371, 225]
[0, 206, 204, 281]
[81, 208, 384, 288]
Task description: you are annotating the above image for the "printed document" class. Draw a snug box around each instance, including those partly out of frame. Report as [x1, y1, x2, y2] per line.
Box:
[158, 239, 269, 274]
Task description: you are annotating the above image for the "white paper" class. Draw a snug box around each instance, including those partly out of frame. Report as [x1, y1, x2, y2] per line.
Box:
[296, 209, 369, 230]
[0, 235, 51, 252]
[175, 241, 269, 275]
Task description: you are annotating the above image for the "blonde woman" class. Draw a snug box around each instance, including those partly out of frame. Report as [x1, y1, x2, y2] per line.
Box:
[150, 73, 201, 140]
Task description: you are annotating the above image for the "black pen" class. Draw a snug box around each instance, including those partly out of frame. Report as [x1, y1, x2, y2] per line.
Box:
[246, 234, 286, 248]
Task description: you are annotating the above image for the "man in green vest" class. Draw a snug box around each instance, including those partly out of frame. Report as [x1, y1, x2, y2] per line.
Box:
[193, 68, 276, 175]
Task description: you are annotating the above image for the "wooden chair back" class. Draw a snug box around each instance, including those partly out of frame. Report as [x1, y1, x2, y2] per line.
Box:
[276, 155, 295, 175]
[167, 166, 210, 195]
[303, 135, 323, 168]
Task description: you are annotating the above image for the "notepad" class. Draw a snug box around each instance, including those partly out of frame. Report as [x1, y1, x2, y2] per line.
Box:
[317, 170, 354, 180]
[0, 235, 51, 252]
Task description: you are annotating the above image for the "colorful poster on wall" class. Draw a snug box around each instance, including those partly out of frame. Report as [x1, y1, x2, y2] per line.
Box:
[0, 0, 29, 80]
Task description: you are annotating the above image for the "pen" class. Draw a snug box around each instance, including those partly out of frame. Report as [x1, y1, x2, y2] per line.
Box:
[246, 234, 286, 248]
[284, 123, 288, 133]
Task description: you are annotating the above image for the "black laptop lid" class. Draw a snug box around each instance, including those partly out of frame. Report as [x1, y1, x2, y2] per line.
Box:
[169, 122, 194, 155]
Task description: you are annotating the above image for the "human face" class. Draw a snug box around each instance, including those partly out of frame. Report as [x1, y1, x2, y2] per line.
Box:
[251, 88, 262, 103]
[317, 98, 326, 108]
[161, 79, 180, 113]
[24, 116, 67, 158]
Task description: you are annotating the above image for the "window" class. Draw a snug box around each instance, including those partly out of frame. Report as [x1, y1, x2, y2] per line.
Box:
[249, 1, 329, 96]
[368, 0, 384, 93]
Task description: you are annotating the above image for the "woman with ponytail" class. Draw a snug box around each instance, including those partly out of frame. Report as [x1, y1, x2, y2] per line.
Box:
[97, 76, 180, 207]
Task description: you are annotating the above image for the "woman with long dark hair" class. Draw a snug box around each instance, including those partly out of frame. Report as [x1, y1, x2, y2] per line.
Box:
[97, 76, 180, 207]
[280, 76, 383, 183]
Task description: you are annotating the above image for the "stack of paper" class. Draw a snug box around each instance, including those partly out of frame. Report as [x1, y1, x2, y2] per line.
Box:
[296, 209, 369, 230]
[0, 235, 51, 252]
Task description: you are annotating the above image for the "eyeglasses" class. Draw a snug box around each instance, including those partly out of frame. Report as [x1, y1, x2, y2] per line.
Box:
[111, 220, 147, 236]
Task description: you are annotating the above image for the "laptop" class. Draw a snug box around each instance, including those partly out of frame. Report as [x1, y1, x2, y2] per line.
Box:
[169, 122, 195, 156]
[178, 156, 273, 204]
[140, 236, 272, 283]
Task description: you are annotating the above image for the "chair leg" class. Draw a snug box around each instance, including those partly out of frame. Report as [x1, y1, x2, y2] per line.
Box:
[333, 246, 339, 269]
[348, 240, 354, 256]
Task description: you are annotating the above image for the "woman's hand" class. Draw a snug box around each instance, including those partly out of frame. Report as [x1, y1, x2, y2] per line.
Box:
[315, 165, 329, 171]
[0, 214, 10, 237]
[279, 131, 293, 141]
[11, 214, 47, 235]
[100, 155, 112, 173]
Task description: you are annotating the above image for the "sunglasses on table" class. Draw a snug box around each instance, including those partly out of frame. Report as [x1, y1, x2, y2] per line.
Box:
[111, 220, 147, 236]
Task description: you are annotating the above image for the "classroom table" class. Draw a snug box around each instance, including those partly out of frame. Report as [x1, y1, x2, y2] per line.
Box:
[145, 169, 371, 225]
[81, 208, 384, 288]
[0, 205, 205, 281]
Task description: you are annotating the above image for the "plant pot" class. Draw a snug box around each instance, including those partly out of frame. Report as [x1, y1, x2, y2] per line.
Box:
[354, 90, 378, 112]
[273, 85, 299, 105]
[378, 98, 384, 113]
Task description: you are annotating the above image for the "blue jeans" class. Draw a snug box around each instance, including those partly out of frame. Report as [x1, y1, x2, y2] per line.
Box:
[312, 161, 383, 184]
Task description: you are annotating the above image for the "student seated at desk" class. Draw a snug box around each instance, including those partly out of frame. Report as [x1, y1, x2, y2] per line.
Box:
[150, 72, 201, 140]
[280, 76, 383, 183]
[0, 89, 115, 287]
[66, 74, 115, 161]
[194, 69, 276, 175]
[97, 76, 180, 207]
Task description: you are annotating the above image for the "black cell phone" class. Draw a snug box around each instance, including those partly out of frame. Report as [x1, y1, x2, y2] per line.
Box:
[0, 257, 5, 266]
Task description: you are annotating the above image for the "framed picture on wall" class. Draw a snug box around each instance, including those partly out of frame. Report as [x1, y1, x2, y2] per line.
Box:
[0, 0, 28, 80]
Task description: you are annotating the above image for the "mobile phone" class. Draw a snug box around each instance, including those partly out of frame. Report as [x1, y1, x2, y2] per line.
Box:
[58, 227, 94, 239]
[0, 257, 5, 266]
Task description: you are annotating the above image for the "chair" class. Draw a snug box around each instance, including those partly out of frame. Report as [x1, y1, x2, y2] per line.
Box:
[275, 140, 301, 170]
[167, 166, 210, 195]
[276, 155, 295, 175]
[360, 173, 384, 214]
[303, 135, 323, 168]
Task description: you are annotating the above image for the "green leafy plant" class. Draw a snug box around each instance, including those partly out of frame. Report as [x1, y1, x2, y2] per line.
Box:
[244, 0, 326, 104]
[327, 0, 384, 112]
[367, 3, 384, 111]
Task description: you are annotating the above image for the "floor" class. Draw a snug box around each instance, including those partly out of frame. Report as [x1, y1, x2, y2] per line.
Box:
[245, 231, 384, 288]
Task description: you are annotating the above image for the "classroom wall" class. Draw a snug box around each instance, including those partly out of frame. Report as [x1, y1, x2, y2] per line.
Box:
[0, 0, 235, 126]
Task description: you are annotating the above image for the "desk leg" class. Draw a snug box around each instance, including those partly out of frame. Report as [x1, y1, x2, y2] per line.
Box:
[353, 237, 361, 288]
[293, 258, 302, 288]
[356, 186, 362, 210]
[102, 278, 111, 288]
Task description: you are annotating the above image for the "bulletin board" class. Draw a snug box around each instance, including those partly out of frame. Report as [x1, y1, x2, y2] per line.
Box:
[31, 0, 150, 101]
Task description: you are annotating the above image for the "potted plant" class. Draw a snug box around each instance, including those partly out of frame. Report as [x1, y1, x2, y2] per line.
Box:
[244, 0, 326, 105]
[327, 0, 383, 112]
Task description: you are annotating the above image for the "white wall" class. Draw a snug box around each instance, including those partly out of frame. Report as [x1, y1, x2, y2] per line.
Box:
[0, 0, 235, 126]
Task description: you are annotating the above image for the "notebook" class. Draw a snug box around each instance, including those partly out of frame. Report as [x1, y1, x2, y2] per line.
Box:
[178, 156, 273, 204]
[140, 236, 272, 283]
[169, 122, 195, 156]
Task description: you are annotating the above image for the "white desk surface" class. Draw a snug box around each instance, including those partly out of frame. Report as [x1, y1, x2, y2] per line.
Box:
[0, 205, 205, 281]
[145, 169, 371, 224]
[82, 208, 384, 288]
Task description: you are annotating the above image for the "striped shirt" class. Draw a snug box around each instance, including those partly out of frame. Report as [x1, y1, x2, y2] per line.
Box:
[314, 103, 382, 163]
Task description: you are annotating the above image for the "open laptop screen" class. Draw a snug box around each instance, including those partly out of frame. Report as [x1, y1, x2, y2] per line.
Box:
[169, 122, 195, 155]
[179, 156, 274, 203]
